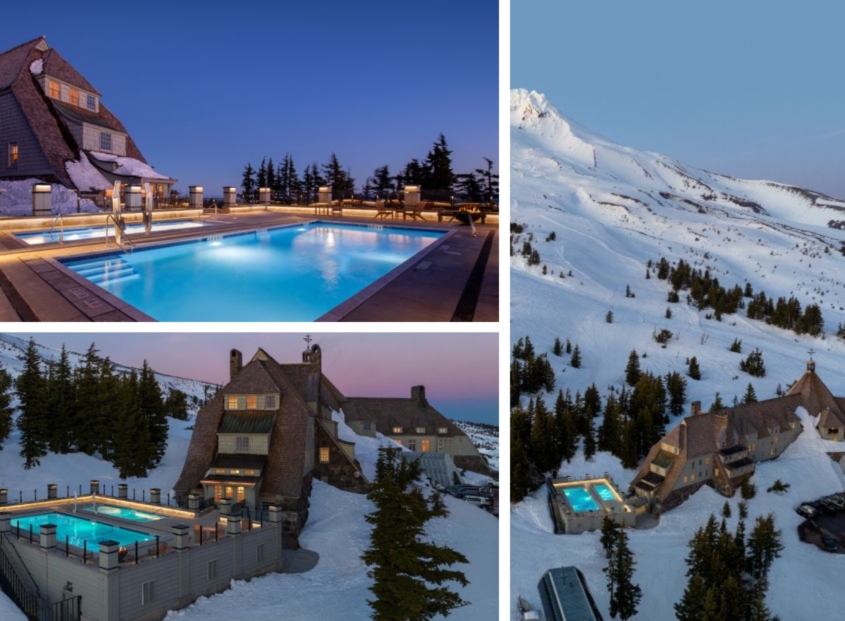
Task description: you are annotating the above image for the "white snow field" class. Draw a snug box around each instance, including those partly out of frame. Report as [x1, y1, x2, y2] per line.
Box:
[0, 179, 99, 215]
[511, 88, 845, 620]
[0, 335, 498, 620]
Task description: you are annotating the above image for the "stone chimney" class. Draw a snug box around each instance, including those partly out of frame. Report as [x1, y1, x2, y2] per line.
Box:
[230, 349, 243, 379]
[691, 400, 702, 416]
[411, 385, 426, 407]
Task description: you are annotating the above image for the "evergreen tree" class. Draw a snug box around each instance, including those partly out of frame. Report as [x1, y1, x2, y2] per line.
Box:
[625, 350, 641, 387]
[16, 338, 48, 469]
[530, 398, 556, 475]
[606, 310, 614, 323]
[323, 152, 355, 199]
[730, 338, 743, 353]
[426, 134, 456, 193]
[73, 343, 102, 455]
[600, 515, 622, 557]
[265, 156, 275, 195]
[164, 388, 190, 420]
[552, 337, 563, 357]
[598, 394, 622, 454]
[740, 349, 766, 377]
[112, 370, 152, 478]
[257, 157, 268, 189]
[241, 162, 256, 202]
[688, 356, 701, 380]
[474, 157, 499, 203]
[565, 338, 572, 354]
[46, 345, 75, 454]
[710, 392, 725, 412]
[571, 345, 582, 368]
[743, 383, 758, 404]
[583, 415, 597, 462]
[0, 364, 14, 450]
[666, 371, 687, 416]
[362, 448, 469, 621]
[604, 529, 641, 620]
[139, 360, 168, 465]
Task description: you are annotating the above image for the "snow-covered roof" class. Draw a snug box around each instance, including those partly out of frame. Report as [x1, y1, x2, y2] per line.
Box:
[29, 58, 42, 75]
[88, 152, 171, 180]
[66, 153, 111, 191]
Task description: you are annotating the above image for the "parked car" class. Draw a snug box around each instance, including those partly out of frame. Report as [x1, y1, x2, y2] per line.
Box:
[464, 495, 492, 508]
[796, 504, 818, 519]
[822, 534, 838, 553]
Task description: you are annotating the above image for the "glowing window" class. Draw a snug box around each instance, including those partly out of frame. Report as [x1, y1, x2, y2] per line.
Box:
[69, 87, 79, 106]
[48, 80, 59, 98]
[438, 427, 448, 434]
[246, 395, 257, 409]
[421, 439, 431, 453]
[392, 427, 402, 434]
[227, 396, 239, 409]
[8, 143, 18, 166]
[415, 427, 425, 434]
[319, 447, 330, 463]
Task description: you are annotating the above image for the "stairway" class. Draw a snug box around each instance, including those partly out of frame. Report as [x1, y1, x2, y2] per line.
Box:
[69, 257, 139, 286]
[712, 454, 735, 497]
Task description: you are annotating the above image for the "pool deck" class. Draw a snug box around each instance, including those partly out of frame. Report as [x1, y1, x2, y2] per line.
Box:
[0, 210, 499, 322]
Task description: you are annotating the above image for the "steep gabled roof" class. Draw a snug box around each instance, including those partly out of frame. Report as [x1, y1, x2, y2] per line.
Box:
[40, 47, 99, 95]
[0, 36, 45, 90]
[341, 393, 462, 436]
[787, 364, 845, 422]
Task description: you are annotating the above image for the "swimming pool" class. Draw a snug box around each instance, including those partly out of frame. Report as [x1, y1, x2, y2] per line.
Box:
[16, 219, 207, 245]
[82, 504, 164, 522]
[10, 512, 155, 551]
[594, 484, 617, 502]
[562, 486, 599, 513]
[61, 221, 445, 321]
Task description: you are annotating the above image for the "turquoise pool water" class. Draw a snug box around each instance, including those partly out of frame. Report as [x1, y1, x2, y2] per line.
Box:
[10, 512, 155, 551]
[61, 222, 444, 321]
[17, 219, 207, 245]
[595, 484, 616, 502]
[82, 504, 164, 522]
[562, 486, 599, 513]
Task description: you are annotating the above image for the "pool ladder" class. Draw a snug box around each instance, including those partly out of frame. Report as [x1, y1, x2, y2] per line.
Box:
[105, 214, 134, 254]
[48, 212, 65, 243]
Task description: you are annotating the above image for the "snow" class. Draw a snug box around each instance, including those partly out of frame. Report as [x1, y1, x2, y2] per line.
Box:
[0, 179, 99, 215]
[0, 335, 497, 620]
[89, 152, 170, 180]
[29, 59, 42, 75]
[510, 88, 845, 620]
[65, 152, 111, 192]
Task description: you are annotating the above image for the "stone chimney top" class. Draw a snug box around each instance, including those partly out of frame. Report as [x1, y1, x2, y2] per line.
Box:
[411, 385, 426, 407]
[691, 400, 702, 416]
[229, 349, 243, 379]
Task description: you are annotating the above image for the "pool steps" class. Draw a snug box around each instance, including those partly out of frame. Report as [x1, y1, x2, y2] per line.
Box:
[71, 257, 139, 286]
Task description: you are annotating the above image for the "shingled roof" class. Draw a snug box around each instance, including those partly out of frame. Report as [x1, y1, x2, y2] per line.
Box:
[341, 386, 462, 436]
[0, 37, 149, 187]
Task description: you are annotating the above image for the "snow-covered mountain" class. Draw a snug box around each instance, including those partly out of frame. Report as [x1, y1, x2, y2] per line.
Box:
[0, 334, 498, 621]
[511, 88, 845, 621]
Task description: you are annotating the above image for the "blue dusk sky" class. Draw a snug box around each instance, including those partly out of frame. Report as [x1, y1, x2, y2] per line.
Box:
[512, 0, 845, 199]
[1, 1, 498, 196]
[11, 333, 500, 426]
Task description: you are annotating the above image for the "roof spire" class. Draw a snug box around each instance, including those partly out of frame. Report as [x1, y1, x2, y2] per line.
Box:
[808, 350, 816, 373]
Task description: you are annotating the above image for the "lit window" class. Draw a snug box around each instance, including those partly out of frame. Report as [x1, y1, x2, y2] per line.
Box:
[227, 396, 239, 409]
[683, 475, 688, 483]
[265, 395, 276, 409]
[421, 439, 431, 453]
[691, 473, 696, 482]
[48, 80, 59, 99]
[100, 132, 112, 152]
[415, 427, 425, 434]
[236, 486, 245, 502]
[246, 395, 257, 409]
[395, 439, 403, 446]
[392, 427, 402, 434]
[438, 427, 448, 434]
[407, 439, 417, 451]
[142, 580, 156, 605]
[8, 143, 18, 167]
[319, 447, 330, 463]
[236, 436, 249, 452]
[86, 94, 96, 110]
[69, 87, 79, 106]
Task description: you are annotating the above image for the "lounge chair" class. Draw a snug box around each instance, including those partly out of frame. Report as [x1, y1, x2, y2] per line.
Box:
[402, 196, 425, 221]
[374, 199, 395, 219]
[330, 200, 343, 217]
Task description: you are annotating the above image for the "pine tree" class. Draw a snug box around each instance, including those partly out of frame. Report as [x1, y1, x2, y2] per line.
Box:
[710, 392, 725, 412]
[0, 364, 14, 450]
[625, 350, 641, 387]
[600, 515, 622, 557]
[552, 337, 563, 357]
[740, 349, 766, 377]
[666, 371, 687, 416]
[362, 448, 469, 621]
[112, 370, 152, 478]
[46, 345, 75, 454]
[583, 415, 597, 462]
[688, 356, 701, 380]
[164, 388, 190, 420]
[604, 529, 641, 620]
[565, 338, 572, 354]
[138, 361, 168, 466]
[16, 338, 48, 469]
[266, 156, 275, 196]
[743, 382, 758, 404]
[570, 345, 582, 368]
[257, 157, 268, 189]
[606, 310, 614, 323]
[426, 134, 456, 192]
[73, 343, 102, 455]
[241, 162, 256, 202]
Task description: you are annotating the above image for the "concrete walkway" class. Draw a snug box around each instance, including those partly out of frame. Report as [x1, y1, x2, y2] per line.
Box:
[0, 210, 499, 322]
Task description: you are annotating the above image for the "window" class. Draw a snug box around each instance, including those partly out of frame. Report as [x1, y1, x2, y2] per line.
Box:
[362, 422, 371, 431]
[421, 439, 431, 453]
[319, 447, 330, 463]
[69, 87, 79, 106]
[247, 395, 257, 409]
[8, 143, 18, 167]
[86, 94, 96, 110]
[415, 427, 425, 434]
[48, 80, 59, 99]
[392, 427, 403, 434]
[208, 559, 218, 580]
[141, 580, 156, 605]
[704, 457, 710, 465]
[265, 395, 276, 409]
[438, 427, 448, 434]
[236, 436, 249, 452]
[395, 439, 402, 446]
[256, 544, 265, 561]
[227, 396, 239, 409]
[100, 132, 112, 152]
[407, 439, 417, 451]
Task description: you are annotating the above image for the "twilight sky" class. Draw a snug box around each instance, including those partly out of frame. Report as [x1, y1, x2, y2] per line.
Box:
[513, 0, 845, 199]
[0, 1, 498, 195]
[11, 333, 499, 425]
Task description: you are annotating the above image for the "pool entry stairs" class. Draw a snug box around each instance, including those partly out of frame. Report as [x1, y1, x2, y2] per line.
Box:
[0, 537, 82, 620]
[69, 257, 139, 286]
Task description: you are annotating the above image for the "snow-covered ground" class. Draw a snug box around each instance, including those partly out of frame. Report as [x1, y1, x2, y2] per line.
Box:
[0, 179, 99, 215]
[511, 88, 845, 620]
[454, 421, 499, 472]
[0, 336, 498, 620]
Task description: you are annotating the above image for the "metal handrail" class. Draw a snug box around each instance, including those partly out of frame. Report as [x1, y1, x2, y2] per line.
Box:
[104, 214, 134, 254]
[48, 212, 65, 243]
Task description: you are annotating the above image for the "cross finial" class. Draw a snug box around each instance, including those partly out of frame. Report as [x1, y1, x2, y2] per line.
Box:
[808, 349, 815, 360]
[303, 334, 313, 347]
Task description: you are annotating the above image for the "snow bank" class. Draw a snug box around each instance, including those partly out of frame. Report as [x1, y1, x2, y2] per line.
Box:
[65, 152, 111, 192]
[0, 179, 99, 215]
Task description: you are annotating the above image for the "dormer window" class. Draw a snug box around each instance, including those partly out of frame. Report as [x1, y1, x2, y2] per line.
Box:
[236, 436, 249, 452]
[438, 427, 448, 434]
[100, 132, 112, 152]
[226, 394, 278, 410]
[69, 87, 79, 106]
[86, 94, 96, 110]
[246, 395, 257, 409]
[392, 426, 403, 434]
[48, 80, 59, 99]
[265, 395, 276, 409]
[415, 427, 425, 434]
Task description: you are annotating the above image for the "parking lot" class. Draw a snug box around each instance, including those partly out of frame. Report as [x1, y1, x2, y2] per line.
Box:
[796, 492, 845, 553]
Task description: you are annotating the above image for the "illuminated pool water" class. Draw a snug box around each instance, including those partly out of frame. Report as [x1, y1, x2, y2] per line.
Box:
[16, 219, 207, 245]
[10, 512, 155, 551]
[594, 484, 616, 502]
[562, 486, 599, 513]
[61, 222, 445, 321]
[82, 504, 164, 522]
